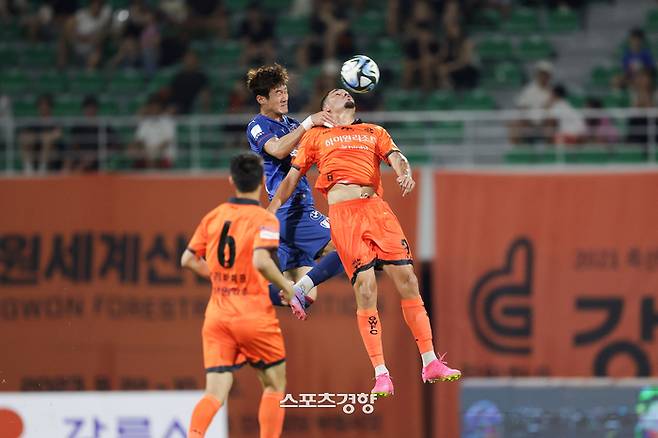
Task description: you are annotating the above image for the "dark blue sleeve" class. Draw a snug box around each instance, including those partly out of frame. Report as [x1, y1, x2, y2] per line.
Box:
[247, 121, 275, 154]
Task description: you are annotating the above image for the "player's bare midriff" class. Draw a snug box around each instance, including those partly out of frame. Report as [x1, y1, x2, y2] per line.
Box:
[327, 183, 376, 204]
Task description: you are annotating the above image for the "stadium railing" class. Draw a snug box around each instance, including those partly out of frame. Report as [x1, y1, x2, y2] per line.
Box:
[1, 108, 658, 173]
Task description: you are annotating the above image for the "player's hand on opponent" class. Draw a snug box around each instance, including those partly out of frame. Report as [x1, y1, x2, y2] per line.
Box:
[397, 173, 415, 197]
[278, 279, 295, 305]
[310, 111, 336, 128]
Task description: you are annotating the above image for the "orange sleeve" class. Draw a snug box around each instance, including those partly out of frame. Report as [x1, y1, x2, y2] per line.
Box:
[253, 212, 280, 250]
[187, 216, 208, 258]
[291, 129, 317, 174]
[376, 127, 401, 165]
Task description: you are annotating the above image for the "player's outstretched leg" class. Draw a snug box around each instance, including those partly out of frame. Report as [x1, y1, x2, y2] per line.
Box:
[382, 264, 461, 383]
[256, 362, 287, 438]
[293, 250, 344, 308]
[188, 372, 232, 437]
[353, 268, 394, 397]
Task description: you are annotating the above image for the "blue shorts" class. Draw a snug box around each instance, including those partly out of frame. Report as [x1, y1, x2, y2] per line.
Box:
[276, 206, 332, 272]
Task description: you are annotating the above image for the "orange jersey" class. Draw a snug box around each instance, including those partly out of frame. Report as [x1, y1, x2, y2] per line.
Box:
[291, 122, 401, 196]
[187, 198, 280, 319]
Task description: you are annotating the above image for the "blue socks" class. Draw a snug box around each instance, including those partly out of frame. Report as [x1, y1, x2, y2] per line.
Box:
[307, 251, 344, 286]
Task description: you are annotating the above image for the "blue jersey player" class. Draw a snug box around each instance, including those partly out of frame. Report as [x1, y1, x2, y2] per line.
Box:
[246, 64, 344, 320]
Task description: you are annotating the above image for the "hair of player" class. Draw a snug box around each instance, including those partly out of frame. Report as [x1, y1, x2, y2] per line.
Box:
[320, 88, 339, 111]
[246, 64, 289, 99]
[230, 153, 264, 193]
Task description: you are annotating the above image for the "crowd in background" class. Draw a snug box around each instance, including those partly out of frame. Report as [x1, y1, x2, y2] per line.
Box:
[1, 0, 657, 173]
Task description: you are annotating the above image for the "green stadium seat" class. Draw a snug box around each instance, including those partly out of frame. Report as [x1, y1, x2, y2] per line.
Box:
[263, 0, 293, 11]
[456, 90, 496, 110]
[546, 8, 580, 33]
[54, 95, 82, 117]
[645, 9, 658, 33]
[99, 99, 121, 116]
[370, 38, 402, 62]
[0, 45, 19, 65]
[477, 37, 514, 61]
[423, 91, 456, 110]
[429, 121, 465, 144]
[517, 36, 553, 61]
[276, 16, 310, 39]
[0, 71, 30, 95]
[603, 92, 630, 108]
[589, 66, 620, 89]
[470, 9, 502, 33]
[0, 21, 21, 41]
[19, 45, 56, 68]
[352, 11, 386, 37]
[69, 72, 106, 94]
[33, 72, 69, 94]
[564, 147, 609, 164]
[207, 42, 242, 65]
[568, 93, 586, 109]
[107, 72, 145, 94]
[107, 153, 134, 171]
[504, 148, 557, 164]
[384, 90, 422, 111]
[612, 147, 646, 163]
[225, 0, 250, 12]
[12, 99, 38, 117]
[502, 8, 541, 35]
[482, 62, 523, 88]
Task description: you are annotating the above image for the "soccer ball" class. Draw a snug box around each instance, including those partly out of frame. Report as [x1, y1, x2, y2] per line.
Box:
[340, 55, 380, 94]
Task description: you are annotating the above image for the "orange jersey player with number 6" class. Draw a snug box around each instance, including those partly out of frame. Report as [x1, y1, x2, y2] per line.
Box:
[181, 153, 295, 438]
[268, 89, 461, 397]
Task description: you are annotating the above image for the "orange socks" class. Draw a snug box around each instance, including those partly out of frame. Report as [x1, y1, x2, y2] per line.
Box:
[258, 391, 285, 438]
[401, 296, 434, 354]
[188, 394, 222, 438]
[357, 308, 385, 367]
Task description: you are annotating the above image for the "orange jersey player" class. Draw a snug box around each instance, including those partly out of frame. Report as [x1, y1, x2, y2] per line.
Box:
[181, 153, 294, 438]
[268, 89, 461, 397]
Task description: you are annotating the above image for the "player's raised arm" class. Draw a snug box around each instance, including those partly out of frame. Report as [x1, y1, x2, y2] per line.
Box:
[180, 249, 210, 278]
[263, 111, 334, 159]
[389, 151, 416, 197]
[267, 167, 302, 213]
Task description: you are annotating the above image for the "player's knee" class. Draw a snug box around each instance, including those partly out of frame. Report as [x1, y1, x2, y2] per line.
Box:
[395, 268, 419, 295]
[354, 275, 377, 303]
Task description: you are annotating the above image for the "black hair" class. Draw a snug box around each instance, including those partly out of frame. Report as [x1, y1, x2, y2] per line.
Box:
[320, 88, 338, 110]
[82, 95, 98, 108]
[246, 64, 289, 99]
[230, 153, 263, 192]
[553, 84, 567, 99]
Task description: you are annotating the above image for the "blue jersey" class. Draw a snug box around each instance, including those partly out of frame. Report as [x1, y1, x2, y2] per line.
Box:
[246, 114, 314, 210]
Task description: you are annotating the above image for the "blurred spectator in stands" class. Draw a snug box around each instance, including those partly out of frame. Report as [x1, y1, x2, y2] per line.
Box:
[110, 1, 148, 70]
[165, 50, 211, 114]
[585, 97, 619, 145]
[130, 95, 176, 169]
[296, 0, 349, 69]
[111, 5, 160, 75]
[240, 2, 275, 66]
[65, 95, 120, 172]
[22, 0, 79, 41]
[388, 0, 440, 36]
[621, 29, 656, 82]
[509, 60, 553, 144]
[437, 21, 479, 90]
[402, 21, 440, 90]
[159, 0, 187, 24]
[303, 71, 338, 113]
[57, 0, 112, 70]
[222, 78, 251, 148]
[185, 0, 229, 39]
[545, 84, 587, 146]
[547, 0, 586, 10]
[18, 94, 64, 174]
[627, 68, 658, 148]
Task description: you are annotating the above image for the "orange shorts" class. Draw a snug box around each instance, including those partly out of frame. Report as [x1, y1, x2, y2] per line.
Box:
[328, 196, 413, 283]
[202, 315, 285, 372]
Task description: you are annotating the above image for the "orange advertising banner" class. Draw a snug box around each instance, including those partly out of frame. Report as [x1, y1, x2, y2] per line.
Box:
[432, 170, 658, 436]
[0, 172, 422, 438]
